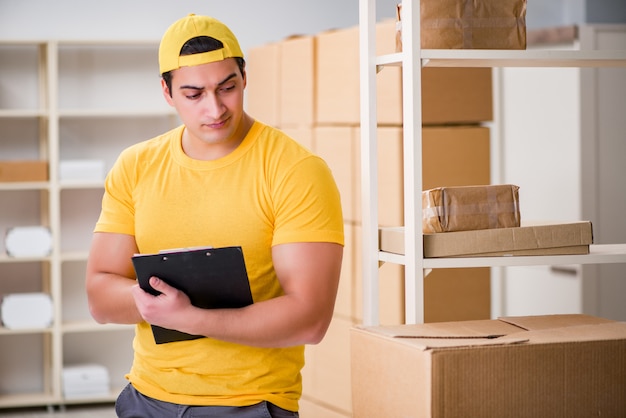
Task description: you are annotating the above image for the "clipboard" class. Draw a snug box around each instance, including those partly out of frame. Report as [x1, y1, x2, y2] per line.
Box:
[131, 246, 252, 344]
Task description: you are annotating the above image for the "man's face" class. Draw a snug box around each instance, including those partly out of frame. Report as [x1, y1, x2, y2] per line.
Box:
[162, 57, 246, 150]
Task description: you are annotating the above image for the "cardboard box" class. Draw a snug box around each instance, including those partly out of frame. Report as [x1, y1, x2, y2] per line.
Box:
[350, 126, 492, 225]
[422, 184, 521, 233]
[279, 35, 316, 127]
[380, 221, 594, 257]
[396, 0, 527, 50]
[315, 21, 492, 126]
[315, 21, 402, 126]
[422, 126, 491, 190]
[0, 160, 48, 182]
[351, 314, 626, 418]
[421, 67, 492, 125]
[245, 41, 280, 127]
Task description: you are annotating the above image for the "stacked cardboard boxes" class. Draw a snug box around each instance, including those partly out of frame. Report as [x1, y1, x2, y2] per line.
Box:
[245, 18, 493, 418]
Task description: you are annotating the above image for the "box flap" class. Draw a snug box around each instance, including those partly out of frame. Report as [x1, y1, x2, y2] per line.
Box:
[499, 313, 615, 331]
[354, 319, 529, 350]
[495, 322, 626, 345]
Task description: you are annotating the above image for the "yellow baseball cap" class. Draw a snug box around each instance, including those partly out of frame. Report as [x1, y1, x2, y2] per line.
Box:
[158, 14, 243, 74]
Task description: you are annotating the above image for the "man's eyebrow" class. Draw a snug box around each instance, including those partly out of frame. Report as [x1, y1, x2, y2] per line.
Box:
[217, 73, 238, 86]
[179, 73, 238, 90]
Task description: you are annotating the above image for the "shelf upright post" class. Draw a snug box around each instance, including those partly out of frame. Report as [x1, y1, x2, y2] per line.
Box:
[401, 0, 425, 324]
[46, 40, 63, 401]
[359, 0, 381, 326]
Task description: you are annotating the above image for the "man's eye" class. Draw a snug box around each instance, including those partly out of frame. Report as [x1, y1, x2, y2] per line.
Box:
[186, 93, 202, 99]
[220, 85, 236, 93]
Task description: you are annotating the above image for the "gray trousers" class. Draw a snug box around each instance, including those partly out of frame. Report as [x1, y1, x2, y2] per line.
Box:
[115, 384, 299, 418]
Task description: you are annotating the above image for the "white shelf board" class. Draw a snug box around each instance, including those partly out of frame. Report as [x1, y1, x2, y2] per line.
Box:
[0, 393, 57, 408]
[0, 326, 53, 336]
[59, 108, 176, 118]
[0, 254, 52, 264]
[0, 109, 47, 118]
[0, 181, 50, 191]
[377, 49, 626, 68]
[59, 180, 104, 190]
[62, 320, 133, 334]
[379, 244, 626, 269]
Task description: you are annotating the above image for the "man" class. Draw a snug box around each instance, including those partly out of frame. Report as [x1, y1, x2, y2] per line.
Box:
[86, 14, 344, 417]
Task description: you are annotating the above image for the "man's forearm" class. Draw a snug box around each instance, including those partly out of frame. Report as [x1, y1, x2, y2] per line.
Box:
[87, 273, 143, 325]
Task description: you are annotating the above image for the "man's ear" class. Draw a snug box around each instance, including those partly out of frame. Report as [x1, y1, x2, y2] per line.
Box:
[161, 78, 174, 106]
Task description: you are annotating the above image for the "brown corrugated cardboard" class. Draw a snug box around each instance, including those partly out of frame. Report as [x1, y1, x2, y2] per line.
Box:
[422, 184, 521, 233]
[0, 160, 48, 182]
[303, 317, 354, 413]
[245, 42, 280, 127]
[314, 126, 357, 223]
[351, 314, 626, 418]
[396, 0, 527, 50]
[279, 35, 315, 126]
[315, 21, 401, 126]
[380, 221, 594, 257]
[315, 21, 492, 126]
[424, 268, 490, 323]
[422, 126, 491, 190]
[421, 67, 493, 125]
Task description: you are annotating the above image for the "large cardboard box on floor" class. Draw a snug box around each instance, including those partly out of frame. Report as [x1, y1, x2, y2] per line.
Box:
[351, 314, 626, 417]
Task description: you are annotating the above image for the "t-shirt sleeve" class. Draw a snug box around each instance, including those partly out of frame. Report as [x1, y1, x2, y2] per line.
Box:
[94, 148, 136, 236]
[271, 155, 344, 247]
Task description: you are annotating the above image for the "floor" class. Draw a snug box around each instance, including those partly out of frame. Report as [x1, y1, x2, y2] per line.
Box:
[0, 404, 115, 418]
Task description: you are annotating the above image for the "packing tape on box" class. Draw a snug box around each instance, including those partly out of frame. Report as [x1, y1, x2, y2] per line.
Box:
[422, 184, 521, 233]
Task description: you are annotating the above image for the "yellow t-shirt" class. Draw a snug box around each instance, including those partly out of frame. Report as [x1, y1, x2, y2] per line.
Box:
[95, 121, 344, 410]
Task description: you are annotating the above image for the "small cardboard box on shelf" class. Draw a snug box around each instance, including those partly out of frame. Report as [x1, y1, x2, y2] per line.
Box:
[0, 160, 48, 182]
[422, 184, 521, 233]
[379, 220, 594, 257]
[351, 314, 626, 418]
[396, 0, 527, 50]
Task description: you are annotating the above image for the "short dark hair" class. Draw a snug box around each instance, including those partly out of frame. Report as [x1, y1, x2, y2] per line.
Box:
[161, 36, 246, 96]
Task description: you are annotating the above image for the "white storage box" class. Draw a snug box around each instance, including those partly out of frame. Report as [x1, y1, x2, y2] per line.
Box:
[1, 293, 53, 329]
[62, 364, 110, 399]
[59, 159, 105, 182]
[5, 226, 52, 258]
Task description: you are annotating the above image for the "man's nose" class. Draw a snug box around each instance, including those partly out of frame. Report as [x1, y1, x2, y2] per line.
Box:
[203, 93, 225, 119]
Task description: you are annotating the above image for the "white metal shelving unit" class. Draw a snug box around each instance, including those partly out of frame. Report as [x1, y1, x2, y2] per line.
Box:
[359, 0, 626, 326]
[0, 39, 177, 409]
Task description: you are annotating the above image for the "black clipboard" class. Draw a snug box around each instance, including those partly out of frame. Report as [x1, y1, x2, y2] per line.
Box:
[131, 246, 252, 344]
